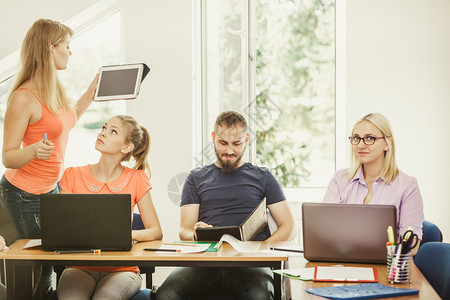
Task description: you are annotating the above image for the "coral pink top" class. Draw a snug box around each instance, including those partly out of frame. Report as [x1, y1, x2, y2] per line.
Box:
[5, 88, 76, 194]
[59, 165, 152, 273]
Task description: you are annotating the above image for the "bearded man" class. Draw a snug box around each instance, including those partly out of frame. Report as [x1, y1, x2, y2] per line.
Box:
[157, 111, 294, 300]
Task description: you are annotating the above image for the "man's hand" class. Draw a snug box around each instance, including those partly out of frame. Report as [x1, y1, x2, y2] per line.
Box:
[193, 221, 212, 240]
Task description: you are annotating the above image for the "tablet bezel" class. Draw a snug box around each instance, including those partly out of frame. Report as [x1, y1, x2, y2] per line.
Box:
[94, 64, 144, 101]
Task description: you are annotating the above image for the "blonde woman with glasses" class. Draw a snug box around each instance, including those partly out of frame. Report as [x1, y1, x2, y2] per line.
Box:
[323, 113, 424, 255]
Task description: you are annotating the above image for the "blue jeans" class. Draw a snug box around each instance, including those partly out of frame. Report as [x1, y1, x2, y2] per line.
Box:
[0, 175, 59, 239]
[156, 267, 274, 300]
[0, 175, 57, 299]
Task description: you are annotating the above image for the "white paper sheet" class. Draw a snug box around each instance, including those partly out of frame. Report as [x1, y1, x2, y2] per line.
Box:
[23, 239, 42, 249]
[154, 243, 211, 253]
[217, 234, 261, 252]
[315, 266, 376, 281]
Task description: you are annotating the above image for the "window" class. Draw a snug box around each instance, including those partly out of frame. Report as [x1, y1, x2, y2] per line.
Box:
[253, 0, 335, 188]
[196, 0, 337, 242]
[0, 11, 124, 175]
[194, 0, 250, 166]
[197, 0, 336, 188]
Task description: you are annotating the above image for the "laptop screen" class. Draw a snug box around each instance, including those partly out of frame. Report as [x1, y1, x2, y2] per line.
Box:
[302, 202, 397, 263]
[40, 194, 132, 251]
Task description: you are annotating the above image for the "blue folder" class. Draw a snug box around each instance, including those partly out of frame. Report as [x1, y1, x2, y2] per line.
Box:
[305, 283, 419, 299]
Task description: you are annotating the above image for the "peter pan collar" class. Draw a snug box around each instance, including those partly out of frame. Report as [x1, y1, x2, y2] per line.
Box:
[80, 165, 132, 193]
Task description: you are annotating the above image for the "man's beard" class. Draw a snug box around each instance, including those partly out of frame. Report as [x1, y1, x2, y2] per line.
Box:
[215, 148, 245, 173]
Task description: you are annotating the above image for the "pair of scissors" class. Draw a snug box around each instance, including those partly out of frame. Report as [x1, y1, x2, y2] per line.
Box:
[400, 230, 418, 254]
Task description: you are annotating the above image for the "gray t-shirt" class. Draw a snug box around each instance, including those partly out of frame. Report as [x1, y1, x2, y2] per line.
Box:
[181, 162, 286, 241]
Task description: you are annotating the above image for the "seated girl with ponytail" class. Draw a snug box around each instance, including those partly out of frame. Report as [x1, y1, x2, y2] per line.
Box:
[56, 115, 163, 300]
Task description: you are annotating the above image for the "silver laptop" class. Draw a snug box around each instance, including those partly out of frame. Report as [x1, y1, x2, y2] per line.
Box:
[302, 202, 397, 263]
[40, 194, 132, 251]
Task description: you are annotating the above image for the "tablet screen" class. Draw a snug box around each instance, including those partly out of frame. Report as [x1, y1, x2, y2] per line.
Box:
[97, 69, 139, 97]
[94, 64, 145, 101]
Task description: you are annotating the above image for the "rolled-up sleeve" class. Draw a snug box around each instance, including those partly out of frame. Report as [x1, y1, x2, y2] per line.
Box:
[398, 177, 424, 240]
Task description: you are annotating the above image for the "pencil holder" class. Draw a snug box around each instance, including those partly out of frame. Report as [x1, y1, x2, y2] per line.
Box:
[387, 253, 411, 284]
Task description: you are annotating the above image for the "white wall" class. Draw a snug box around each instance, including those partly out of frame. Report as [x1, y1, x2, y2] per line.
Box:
[120, 0, 194, 285]
[0, 0, 100, 59]
[121, 0, 193, 241]
[346, 0, 450, 241]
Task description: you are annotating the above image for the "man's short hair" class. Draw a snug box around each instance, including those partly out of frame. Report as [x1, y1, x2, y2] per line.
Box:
[214, 111, 248, 132]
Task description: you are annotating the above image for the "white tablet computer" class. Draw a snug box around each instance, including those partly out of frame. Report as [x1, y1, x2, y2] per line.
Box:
[94, 64, 145, 101]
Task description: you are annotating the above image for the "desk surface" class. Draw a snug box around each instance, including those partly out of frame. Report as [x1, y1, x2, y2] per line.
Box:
[1, 240, 288, 300]
[287, 255, 440, 300]
[0, 239, 288, 264]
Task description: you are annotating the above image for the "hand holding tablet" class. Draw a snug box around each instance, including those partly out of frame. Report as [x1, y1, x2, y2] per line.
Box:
[94, 63, 150, 101]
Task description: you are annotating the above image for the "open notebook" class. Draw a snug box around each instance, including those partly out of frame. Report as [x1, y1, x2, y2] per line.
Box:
[195, 198, 267, 241]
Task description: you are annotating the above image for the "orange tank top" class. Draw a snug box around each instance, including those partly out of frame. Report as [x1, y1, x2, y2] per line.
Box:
[5, 88, 77, 194]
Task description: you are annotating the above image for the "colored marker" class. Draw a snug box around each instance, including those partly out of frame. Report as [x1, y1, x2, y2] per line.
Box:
[387, 226, 395, 245]
[403, 226, 414, 241]
[44, 133, 47, 144]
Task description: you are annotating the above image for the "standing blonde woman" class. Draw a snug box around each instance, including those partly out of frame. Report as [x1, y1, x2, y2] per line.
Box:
[323, 113, 424, 255]
[0, 18, 98, 299]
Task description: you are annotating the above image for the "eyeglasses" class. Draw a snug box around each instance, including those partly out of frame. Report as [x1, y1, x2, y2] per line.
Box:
[348, 136, 385, 145]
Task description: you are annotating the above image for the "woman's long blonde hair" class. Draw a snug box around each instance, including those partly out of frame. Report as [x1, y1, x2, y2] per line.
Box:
[7, 19, 74, 114]
[347, 113, 399, 183]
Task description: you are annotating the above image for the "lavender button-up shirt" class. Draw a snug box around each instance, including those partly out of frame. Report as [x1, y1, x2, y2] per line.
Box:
[323, 167, 424, 239]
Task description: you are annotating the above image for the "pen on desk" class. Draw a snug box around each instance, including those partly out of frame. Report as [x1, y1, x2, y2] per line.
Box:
[56, 249, 101, 254]
[270, 247, 303, 254]
[144, 248, 181, 252]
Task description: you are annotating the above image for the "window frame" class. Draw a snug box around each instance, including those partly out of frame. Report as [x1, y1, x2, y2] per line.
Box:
[194, 0, 346, 199]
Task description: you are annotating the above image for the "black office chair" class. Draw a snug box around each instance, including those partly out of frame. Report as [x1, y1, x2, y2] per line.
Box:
[420, 220, 443, 246]
[49, 213, 155, 300]
[415, 242, 450, 300]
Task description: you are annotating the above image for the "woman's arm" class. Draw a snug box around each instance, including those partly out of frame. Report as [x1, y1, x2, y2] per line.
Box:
[74, 74, 98, 120]
[2, 90, 55, 168]
[133, 190, 163, 241]
[398, 177, 424, 252]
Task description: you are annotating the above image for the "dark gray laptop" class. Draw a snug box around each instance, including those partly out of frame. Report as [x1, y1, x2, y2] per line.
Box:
[40, 194, 132, 251]
[302, 202, 397, 263]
